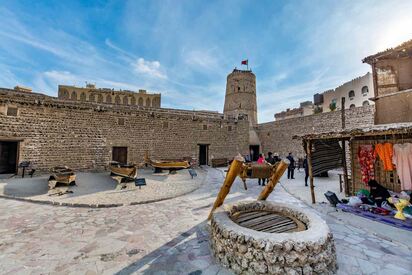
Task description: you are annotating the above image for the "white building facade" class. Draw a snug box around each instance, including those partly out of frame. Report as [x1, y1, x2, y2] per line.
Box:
[316, 72, 374, 112]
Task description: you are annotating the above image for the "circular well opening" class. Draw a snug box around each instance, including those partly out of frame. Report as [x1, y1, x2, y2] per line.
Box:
[231, 210, 307, 233]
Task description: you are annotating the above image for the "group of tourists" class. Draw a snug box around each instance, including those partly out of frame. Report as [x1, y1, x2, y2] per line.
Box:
[254, 152, 310, 187]
[256, 152, 281, 186]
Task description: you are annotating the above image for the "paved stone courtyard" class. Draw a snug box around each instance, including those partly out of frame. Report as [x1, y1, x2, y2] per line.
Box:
[0, 167, 411, 274]
[0, 169, 204, 207]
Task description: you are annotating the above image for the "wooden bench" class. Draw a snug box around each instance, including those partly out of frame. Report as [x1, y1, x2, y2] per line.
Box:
[211, 158, 228, 168]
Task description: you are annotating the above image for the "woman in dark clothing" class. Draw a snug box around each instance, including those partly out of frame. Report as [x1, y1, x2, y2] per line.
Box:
[367, 180, 391, 207]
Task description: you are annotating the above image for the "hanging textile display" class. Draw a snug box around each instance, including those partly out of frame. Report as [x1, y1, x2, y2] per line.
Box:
[358, 145, 375, 184]
[311, 140, 343, 176]
[393, 143, 412, 191]
[374, 143, 394, 171]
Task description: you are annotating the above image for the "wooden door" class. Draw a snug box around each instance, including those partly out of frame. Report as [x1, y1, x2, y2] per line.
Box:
[0, 141, 18, 174]
[112, 147, 128, 164]
[198, 144, 209, 165]
[249, 145, 259, 161]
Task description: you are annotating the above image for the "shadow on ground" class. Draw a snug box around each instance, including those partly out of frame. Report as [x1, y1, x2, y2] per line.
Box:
[115, 221, 223, 275]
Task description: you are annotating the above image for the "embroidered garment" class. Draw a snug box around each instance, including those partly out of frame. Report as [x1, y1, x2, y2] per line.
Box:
[393, 143, 412, 191]
[374, 143, 394, 171]
[358, 145, 375, 184]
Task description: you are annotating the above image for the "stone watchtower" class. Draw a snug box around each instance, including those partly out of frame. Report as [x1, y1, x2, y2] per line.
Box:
[224, 68, 261, 159]
[224, 69, 257, 126]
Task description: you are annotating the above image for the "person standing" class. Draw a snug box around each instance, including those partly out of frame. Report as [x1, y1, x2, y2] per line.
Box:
[265, 152, 275, 165]
[303, 155, 309, 186]
[257, 153, 266, 186]
[287, 152, 295, 179]
[273, 153, 280, 164]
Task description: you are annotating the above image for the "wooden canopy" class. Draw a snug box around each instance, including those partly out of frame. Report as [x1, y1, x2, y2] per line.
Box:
[293, 123, 412, 141]
[362, 39, 412, 65]
[293, 123, 412, 204]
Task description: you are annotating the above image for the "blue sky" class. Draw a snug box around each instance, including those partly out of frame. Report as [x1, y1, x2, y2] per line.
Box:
[1, 0, 411, 122]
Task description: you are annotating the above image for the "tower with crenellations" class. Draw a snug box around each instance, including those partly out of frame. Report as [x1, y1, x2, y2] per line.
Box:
[224, 69, 257, 126]
[224, 68, 260, 155]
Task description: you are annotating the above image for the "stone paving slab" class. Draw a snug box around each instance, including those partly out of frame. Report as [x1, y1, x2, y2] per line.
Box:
[0, 167, 411, 274]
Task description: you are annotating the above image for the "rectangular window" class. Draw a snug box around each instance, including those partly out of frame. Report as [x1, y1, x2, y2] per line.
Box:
[203, 124, 208, 130]
[163, 121, 169, 129]
[118, 118, 125, 125]
[228, 125, 232, 131]
[7, 107, 18, 116]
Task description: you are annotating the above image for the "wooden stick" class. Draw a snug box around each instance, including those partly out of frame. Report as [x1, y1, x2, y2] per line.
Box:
[307, 141, 316, 204]
[341, 140, 349, 196]
[242, 179, 248, 190]
[257, 161, 288, 200]
[208, 156, 244, 220]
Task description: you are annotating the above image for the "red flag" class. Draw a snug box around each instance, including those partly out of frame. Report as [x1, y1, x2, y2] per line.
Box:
[241, 59, 248, 65]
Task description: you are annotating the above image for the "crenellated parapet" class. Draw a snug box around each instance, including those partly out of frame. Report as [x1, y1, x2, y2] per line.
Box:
[58, 84, 161, 108]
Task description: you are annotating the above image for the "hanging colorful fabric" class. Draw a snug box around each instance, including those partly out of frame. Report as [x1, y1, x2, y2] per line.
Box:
[358, 145, 375, 185]
[374, 143, 394, 171]
[393, 143, 412, 191]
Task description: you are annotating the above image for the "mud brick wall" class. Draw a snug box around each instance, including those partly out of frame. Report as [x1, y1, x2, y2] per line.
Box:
[256, 105, 375, 158]
[0, 89, 249, 171]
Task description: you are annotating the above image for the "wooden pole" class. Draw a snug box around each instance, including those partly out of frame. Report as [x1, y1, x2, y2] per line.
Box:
[341, 140, 349, 196]
[306, 141, 316, 204]
[341, 97, 346, 129]
[208, 156, 244, 220]
[257, 161, 288, 200]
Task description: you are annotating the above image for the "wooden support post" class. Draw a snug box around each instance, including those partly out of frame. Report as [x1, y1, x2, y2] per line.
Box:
[306, 141, 316, 204]
[257, 161, 288, 200]
[208, 156, 244, 220]
[341, 97, 346, 129]
[341, 140, 349, 197]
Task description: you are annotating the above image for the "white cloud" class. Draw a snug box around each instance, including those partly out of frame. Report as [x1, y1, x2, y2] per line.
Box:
[44, 70, 78, 84]
[132, 58, 167, 79]
[105, 38, 135, 61]
[0, 67, 19, 88]
[34, 70, 141, 96]
[184, 49, 219, 70]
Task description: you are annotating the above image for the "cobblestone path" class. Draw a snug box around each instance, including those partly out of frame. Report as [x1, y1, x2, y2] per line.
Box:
[0, 168, 411, 274]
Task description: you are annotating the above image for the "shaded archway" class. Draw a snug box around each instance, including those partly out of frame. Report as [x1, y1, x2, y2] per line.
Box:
[70, 91, 77, 100]
[97, 94, 103, 103]
[106, 94, 112, 104]
[80, 92, 86, 101]
[115, 95, 121, 104]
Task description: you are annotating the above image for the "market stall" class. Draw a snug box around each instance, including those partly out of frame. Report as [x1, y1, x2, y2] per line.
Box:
[295, 123, 412, 228]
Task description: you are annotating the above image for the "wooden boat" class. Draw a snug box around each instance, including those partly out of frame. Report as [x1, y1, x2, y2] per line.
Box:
[109, 161, 137, 179]
[144, 152, 191, 170]
[48, 166, 76, 189]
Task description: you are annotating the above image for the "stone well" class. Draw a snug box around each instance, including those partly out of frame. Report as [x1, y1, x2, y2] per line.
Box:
[210, 200, 337, 274]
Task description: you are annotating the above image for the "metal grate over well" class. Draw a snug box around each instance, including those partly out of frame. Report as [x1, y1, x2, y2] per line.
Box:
[231, 210, 306, 233]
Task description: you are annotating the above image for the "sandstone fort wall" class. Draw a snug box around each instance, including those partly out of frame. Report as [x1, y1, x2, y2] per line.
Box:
[256, 105, 375, 157]
[0, 89, 249, 171]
